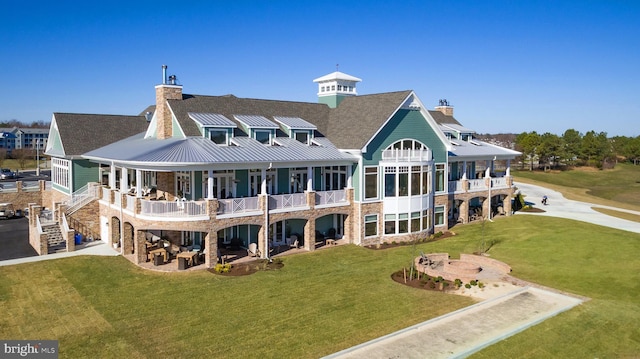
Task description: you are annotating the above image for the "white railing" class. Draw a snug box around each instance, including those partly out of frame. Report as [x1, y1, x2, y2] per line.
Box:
[140, 199, 208, 217]
[269, 193, 307, 210]
[66, 183, 101, 214]
[316, 190, 347, 206]
[113, 192, 122, 208]
[448, 180, 464, 193]
[102, 187, 112, 202]
[491, 177, 507, 189]
[218, 197, 260, 215]
[126, 195, 137, 211]
[382, 149, 431, 162]
[468, 179, 487, 191]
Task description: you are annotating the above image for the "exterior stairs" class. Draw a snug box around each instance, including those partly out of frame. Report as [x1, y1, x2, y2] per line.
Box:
[42, 223, 67, 254]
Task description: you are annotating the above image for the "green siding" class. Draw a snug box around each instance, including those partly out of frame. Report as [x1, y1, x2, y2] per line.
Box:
[314, 167, 322, 191]
[318, 95, 348, 108]
[363, 109, 447, 165]
[193, 171, 203, 199]
[277, 168, 289, 194]
[352, 162, 361, 201]
[72, 160, 99, 192]
[235, 170, 248, 197]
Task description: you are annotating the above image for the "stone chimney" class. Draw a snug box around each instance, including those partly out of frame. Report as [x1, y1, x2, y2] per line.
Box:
[155, 65, 182, 139]
[434, 99, 454, 116]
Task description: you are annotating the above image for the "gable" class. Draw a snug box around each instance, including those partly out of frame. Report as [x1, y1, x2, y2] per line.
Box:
[44, 116, 66, 157]
[362, 108, 448, 164]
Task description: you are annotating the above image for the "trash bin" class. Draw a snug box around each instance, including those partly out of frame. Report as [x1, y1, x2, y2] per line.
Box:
[153, 253, 164, 266]
[178, 257, 188, 270]
[74, 233, 83, 245]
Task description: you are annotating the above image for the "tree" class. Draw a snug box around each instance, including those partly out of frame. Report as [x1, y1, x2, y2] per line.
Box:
[515, 131, 540, 170]
[561, 129, 582, 166]
[0, 149, 6, 167]
[623, 136, 640, 165]
[580, 131, 612, 168]
[537, 132, 562, 170]
[11, 149, 31, 170]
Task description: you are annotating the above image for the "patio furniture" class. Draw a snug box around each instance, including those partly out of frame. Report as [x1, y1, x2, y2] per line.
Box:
[247, 243, 260, 257]
[153, 253, 163, 266]
[177, 251, 198, 266]
[178, 257, 188, 270]
[287, 235, 299, 249]
[149, 248, 168, 263]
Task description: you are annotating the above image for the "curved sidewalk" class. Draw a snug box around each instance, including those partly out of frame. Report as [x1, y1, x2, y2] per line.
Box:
[514, 182, 640, 234]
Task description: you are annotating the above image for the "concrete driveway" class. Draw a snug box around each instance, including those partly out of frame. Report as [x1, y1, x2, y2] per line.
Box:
[0, 217, 38, 261]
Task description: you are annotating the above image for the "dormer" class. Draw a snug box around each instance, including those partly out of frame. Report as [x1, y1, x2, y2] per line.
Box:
[189, 113, 237, 145]
[234, 115, 279, 145]
[313, 71, 361, 108]
[273, 116, 317, 145]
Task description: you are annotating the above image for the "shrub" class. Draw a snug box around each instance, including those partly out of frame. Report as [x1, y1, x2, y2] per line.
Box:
[478, 282, 485, 289]
[470, 280, 477, 286]
[436, 276, 444, 282]
[454, 279, 462, 288]
[465, 283, 471, 289]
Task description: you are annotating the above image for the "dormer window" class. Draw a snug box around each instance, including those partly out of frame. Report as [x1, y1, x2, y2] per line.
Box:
[254, 130, 271, 145]
[209, 129, 228, 145]
[295, 131, 309, 144]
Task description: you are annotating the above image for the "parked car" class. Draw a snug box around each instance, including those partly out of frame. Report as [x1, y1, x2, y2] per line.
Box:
[0, 203, 15, 219]
[0, 168, 16, 179]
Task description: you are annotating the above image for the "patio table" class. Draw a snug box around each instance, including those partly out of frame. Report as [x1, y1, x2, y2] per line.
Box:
[176, 251, 197, 266]
[149, 248, 168, 263]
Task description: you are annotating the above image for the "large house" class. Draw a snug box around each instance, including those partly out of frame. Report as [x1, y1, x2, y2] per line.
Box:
[34, 66, 520, 268]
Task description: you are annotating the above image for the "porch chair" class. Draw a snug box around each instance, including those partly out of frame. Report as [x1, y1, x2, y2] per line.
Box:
[288, 235, 299, 249]
[247, 243, 260, 257]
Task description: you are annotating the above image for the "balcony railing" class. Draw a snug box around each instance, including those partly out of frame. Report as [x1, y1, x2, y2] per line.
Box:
[126, 195, 137, 211]
[316, 189, 347, 206]
[140, 199, 207, 217]
[468, 179, 487, 191]
[491, 177, 507, 188]
[218, 197, 260, 215]
[269, 193, 307, 210]
[382, 148, 431, 162]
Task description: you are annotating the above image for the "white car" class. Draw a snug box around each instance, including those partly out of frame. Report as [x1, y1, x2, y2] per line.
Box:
[0, 168, 16, 179]
[0, 203, 15, 219]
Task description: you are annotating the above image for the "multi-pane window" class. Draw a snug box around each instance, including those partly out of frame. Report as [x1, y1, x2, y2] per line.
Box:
[364, 167, 378, 199]
[435, 164, 445, 192]
[254, 131, 270, 145]
[435, 206, 445, 226]
[384, 214, 396, 234]
[323, 166, 347, 191]
[176, 171, 191, 198]
[384, 165, 431, 197]
[52, 158, 70, 189]
[365, 215, 378, 237]
[294, 131, 308, 144]
[398, 213, 409, 233]
[411, 211, 421, 232]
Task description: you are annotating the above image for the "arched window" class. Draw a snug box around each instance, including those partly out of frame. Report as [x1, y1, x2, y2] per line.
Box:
[386, 139, 427, 151]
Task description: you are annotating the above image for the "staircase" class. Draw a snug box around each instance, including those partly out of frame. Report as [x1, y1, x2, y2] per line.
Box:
[42, 223, 66, 254]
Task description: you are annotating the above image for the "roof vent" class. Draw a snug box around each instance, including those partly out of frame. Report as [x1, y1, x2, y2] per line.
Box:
[145, 111, 153, 122]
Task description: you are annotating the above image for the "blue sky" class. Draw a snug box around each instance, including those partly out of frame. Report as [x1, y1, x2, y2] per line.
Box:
[2, 1, 638, 136]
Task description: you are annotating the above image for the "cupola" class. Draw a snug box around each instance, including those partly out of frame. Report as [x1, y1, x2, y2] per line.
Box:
[313, 70, 361, 108]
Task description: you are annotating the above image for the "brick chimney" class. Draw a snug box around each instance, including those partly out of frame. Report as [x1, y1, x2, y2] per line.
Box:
[155, 65, 182, 139]
[434, 99, 454, 116]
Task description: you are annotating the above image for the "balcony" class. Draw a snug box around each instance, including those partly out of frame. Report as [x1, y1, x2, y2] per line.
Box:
[382, 148, 431, 162]
[140, 199, 207, 217]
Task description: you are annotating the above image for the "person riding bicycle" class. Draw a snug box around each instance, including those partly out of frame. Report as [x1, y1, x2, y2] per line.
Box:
[542, 195, 548, 205]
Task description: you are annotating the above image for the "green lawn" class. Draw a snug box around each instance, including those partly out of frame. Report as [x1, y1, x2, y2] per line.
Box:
[1, 215, 639, 358]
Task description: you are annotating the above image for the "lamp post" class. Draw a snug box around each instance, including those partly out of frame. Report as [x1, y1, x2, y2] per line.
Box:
[36, 138, 40, 177]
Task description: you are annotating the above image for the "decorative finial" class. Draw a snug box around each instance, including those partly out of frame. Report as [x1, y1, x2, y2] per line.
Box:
[336, 63, 339, 72]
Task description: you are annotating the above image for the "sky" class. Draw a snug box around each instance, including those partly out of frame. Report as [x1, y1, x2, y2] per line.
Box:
[2, 1, 639, 137]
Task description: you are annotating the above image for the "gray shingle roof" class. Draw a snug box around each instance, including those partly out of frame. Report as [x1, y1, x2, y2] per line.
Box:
[51, 113, 149, 156]
[428, 110, 462, 126]
[167, 95, 331, 137]
[325, 91, 413, 149]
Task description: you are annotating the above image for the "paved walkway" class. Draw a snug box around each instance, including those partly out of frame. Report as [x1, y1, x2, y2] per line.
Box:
[0, 240, 118, 267]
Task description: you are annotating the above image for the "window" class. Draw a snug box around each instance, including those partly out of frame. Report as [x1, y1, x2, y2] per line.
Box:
[254, 131, 271, 145]
[337, 85, 342, 91]
[176, 171, 191, 198]
[411, 211, 421, 232]
[398, 166, 409, 196]
[435, 164, 445, 192]
[364, 167, 378, 199]
[331, 85, 335, 91]
[423, 165, 430, 194]
[209, 129, 227, 145]
[323, 166, 347, 191]
[435, 206, 445, 226]
[384, 167, 396, 197]
[384, 214, 396, 234]
[52, 158, 70, 189]
[398, 213, 409, 234]
[365, 215, 378, 237]
[321, 86, 325, 92]
[423, 209, 430, 230]
[294, 131, 308, 144]
[411, 166, 421, 196]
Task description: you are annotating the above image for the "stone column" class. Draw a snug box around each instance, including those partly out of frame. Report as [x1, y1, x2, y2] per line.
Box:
[204, 230, 217, 269]
[459, 200, 469, 224]
[304, 219, 316, 251]
[135, 230, 147, 264]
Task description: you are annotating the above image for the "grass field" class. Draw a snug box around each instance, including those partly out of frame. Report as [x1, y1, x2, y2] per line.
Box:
[1, 214, 639, 358]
